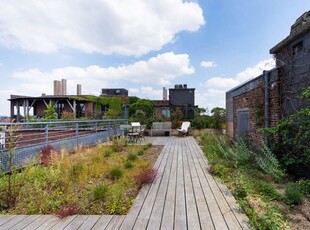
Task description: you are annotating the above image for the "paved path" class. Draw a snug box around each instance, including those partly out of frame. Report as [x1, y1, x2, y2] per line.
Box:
[0, 136, 251, 230]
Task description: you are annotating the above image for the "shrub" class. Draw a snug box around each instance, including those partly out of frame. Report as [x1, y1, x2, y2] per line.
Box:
[127, 153, 137, 161]
[209, 164, 229, 178]
[40, 145, 57, 166]
[109, 167, 123, 180]
[137, 149, 144, 156]
[124, 161, 133, 169]
[285, 183, 304, 205]
[56, 204, 79, 219]
[69, 162, 85, 181]
[256, 144, 285, 180]
[93, 184, 108, 201]
[298, 179, 310, 197]
[135, 168, 158, 188]
[256, 182, 282, 201]
[104, 149, 112, 158]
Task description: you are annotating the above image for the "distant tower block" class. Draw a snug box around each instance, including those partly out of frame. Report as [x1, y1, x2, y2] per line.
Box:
[163, 87, 168, 100]
[61, 79, 67, 95]
[54, 80, 61, 95]
[77, 84, 82, 95]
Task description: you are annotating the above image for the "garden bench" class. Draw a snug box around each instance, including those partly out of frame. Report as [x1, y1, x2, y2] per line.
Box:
[151, 122, 172, 136]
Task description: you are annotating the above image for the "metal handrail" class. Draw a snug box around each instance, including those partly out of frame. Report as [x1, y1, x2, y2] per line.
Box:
[0, 119, 127, 172]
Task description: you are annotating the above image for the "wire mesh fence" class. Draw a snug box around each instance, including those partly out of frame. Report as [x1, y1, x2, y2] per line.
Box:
[0, 119, 127, 173]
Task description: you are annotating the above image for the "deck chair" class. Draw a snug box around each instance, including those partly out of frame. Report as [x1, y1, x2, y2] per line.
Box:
[177, 122, 191, 136]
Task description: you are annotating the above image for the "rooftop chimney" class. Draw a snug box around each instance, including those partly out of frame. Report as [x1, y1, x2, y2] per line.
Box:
[163, 87, 167, 100]
[61, 79, 67, 95]
[54, 80, 61, 95]
[77, 84, 82, 95]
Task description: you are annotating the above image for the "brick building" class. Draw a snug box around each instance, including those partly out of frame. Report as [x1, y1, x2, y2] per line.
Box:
[226, 11, 310, 144]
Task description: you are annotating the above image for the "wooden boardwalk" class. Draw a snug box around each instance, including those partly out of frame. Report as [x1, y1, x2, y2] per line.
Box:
[0, 136, 251, 230]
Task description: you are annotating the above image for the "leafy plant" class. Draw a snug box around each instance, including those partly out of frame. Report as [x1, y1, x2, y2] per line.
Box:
[285, 183, 304, 205]
[93, 184, 108, 201]
[297, 179, 310, 197]
[127, 153, 137, 161]
[256, 144, 285, 180]
[56, 204, 79, 218]
[124, 161, 133, 169]
[209, 163, 229, 178]
[135, 168, 158, 188]
[255, 182, 282, 201]
[109, 167, 123, 180]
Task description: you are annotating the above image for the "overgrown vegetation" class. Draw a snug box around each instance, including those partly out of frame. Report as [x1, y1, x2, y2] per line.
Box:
[264, 86, 310, 177]
[0, 138, 160, 215]
[197, 132, 310, 229]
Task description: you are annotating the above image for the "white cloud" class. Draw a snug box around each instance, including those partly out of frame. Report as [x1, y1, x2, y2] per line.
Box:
[1, 52, 193, 115]
[201, 58, 275, 110]
[0, 1, 205, 56]
[200, 61, 216, 68]
[12, 52, 194, 96]
[236, 58, 275, 82]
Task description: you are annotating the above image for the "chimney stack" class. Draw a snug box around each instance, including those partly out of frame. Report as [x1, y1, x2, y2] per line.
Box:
[77, 84, 82, 95]
[61, 79, 67, 95]
[163, 87, 167, 100]
[54, 80, 61, 95]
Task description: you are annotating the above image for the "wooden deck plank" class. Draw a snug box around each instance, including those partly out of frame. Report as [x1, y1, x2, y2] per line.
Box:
[77, 215, 100, 229]
[10, 215, 41, 230]
[160, 137, 178, 229]
[186, 137, 228, 230]
[27, 215, 59, 230]
[119, 139, 168, 230]
[0, 215, 27, 229]
[189, 137, 247, 230]
[183, 139, 201, 230]
[0, 215, 15, 226]
[63, 215, 88, 230]
[174, 139, 187, 230]
[92, 215, 114, 230]
[105, 215, 126, 229]
[145, 139, 175, 230]
[128, 137, 171, 229]
[185, 137, 215, 230]
[49, 215, 77, 230]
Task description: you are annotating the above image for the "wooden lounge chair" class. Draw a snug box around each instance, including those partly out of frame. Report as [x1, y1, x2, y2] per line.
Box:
[177, 122, 191, 136]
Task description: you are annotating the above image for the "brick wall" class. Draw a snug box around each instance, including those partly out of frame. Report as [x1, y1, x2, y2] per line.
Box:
[233, 81, 264, 149]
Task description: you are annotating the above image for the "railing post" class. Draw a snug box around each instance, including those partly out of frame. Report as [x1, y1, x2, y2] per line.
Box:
[45, 124, 48, 144]
[95, 122, 98, 140]
[108, 121, 111, 138]
[75, 122, 79, 147]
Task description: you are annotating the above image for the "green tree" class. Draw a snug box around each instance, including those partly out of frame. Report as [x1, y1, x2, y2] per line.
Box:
[129, 99, 154, 119]
[211, 107, 226, 130]
[43, 103, 57, 120]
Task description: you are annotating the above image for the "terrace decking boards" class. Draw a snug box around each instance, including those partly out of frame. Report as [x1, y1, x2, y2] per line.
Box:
[0, 136, 251, 230]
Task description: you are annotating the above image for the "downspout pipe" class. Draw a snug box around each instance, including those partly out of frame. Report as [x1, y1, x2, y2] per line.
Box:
[264, 70, 270, 128]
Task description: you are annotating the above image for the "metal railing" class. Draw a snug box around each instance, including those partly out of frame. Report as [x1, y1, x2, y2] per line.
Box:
[0, 119, 127, 172]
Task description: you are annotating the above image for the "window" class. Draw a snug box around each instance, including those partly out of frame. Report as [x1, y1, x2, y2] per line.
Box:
[115, 89, 121, 94]
[162, 107, 170, 118]
[292, 41, 303, 55]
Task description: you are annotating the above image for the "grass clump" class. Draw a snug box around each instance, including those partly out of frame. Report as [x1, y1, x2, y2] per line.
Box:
[124, 161, 133, 169]
[285, 183, 304, 205]
[109, 167, 123, 180]
[209, 163, 229, 178]
[255, 182, 282, 201]
[93, 184, 108, 201]
[127, 153, 137, 161]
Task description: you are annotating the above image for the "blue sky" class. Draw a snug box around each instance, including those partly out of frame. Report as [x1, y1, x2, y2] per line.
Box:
[0, 1, 309, 116]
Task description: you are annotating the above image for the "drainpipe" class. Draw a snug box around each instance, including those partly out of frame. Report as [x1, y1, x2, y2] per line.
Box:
[264, 70, 270, 128]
